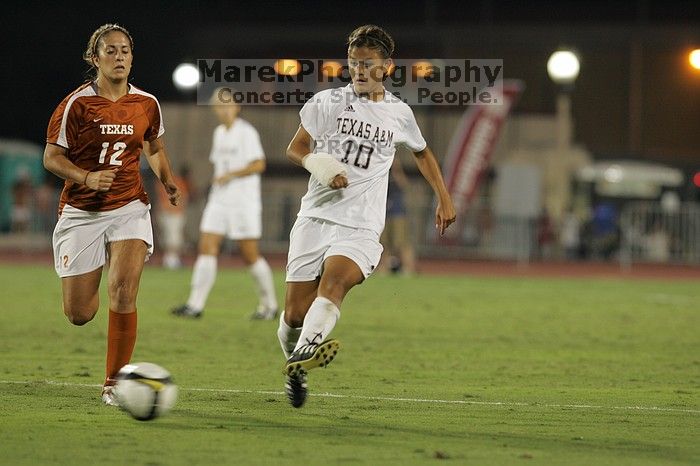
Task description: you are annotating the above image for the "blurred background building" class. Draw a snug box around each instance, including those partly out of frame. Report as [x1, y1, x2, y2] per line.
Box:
[3, 0, 699, 265]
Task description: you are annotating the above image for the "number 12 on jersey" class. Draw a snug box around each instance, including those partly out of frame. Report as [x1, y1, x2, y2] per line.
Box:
[98, 141, 126, 166]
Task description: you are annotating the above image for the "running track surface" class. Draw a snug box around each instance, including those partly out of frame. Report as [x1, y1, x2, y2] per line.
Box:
[1, 250, 699, 280]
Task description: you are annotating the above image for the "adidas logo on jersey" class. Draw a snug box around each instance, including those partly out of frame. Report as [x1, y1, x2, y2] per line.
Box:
[344, 105, 355, 112]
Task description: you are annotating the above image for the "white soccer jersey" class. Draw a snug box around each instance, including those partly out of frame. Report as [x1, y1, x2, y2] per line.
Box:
[207, 118, 264, 208]
[298, 84, 426, 235]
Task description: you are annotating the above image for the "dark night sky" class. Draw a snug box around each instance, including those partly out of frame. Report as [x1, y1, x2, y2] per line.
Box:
[4, 0, 700, 154]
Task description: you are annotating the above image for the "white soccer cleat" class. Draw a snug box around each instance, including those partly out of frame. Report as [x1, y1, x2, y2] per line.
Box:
[101, 385, 119, 407]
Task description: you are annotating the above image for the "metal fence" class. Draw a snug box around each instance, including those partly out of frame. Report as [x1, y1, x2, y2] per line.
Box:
[256, 191, 539, 262]
[3, 185, 698, 266]
[619, 202, 700, 266]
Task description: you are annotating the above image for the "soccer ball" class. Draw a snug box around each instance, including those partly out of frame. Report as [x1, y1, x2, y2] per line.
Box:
[114, 362, 178, 421]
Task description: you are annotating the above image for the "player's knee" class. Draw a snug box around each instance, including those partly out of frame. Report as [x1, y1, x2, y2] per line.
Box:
[242, 253, 258, 266]
[282, 306, 306, 327]
[198, 236, 221, 256]
[198, 244, 217, 256]
[318, 278, 352, 303]
[63, 307, 96, 326]
[67, 315, 92, 326]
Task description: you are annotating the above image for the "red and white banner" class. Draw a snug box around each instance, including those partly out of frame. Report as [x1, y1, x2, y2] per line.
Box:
[439, 80, 524, 240]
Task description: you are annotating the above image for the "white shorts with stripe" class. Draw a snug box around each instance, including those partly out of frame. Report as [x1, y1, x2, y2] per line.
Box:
[199, 201, 261, 240]
[285, 216, 383, 282]
[52, 200, 153, 277]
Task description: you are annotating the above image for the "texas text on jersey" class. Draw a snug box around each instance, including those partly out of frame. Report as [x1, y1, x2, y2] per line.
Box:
[46, 82, 164, 213]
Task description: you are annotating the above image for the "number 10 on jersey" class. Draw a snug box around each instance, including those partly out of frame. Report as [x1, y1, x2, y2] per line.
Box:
[341, 140, 374, 169]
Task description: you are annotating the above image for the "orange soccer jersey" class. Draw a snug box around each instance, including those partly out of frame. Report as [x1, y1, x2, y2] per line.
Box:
[46, 82, 164, 213]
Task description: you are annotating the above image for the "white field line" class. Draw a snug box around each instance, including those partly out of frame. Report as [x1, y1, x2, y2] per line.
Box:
[1, 379, 698, 415]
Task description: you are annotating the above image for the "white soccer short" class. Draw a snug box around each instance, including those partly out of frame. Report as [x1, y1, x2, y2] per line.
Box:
[53, 200, 154, 277]
[199, 201, 261, 240]
[286, 216, 383, 282]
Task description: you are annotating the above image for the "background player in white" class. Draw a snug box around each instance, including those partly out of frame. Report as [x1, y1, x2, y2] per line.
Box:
[278, 25, 456, 407]
[156, 165, 191, 270]
[172, 89, 278, 319]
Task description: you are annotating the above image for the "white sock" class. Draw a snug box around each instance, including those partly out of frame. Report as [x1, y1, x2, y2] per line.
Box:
[163, 252, 181, 269]
[277, 311, 302, 359]
[187, 255, 217, 311]
[249, 257, 278, 311]
[294, 297, 340, 352]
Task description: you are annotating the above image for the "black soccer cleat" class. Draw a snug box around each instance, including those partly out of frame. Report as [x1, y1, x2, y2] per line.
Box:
[285, 372, 308, 408]
[283, 339, 340, 377]
[170, 304, 203, 318]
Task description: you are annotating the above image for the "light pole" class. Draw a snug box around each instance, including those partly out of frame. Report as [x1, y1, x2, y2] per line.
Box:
[544, 50, 582, 242]
[547, 50, 580, 150]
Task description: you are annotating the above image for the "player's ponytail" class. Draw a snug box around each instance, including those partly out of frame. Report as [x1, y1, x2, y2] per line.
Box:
[347, 25, 395, 58]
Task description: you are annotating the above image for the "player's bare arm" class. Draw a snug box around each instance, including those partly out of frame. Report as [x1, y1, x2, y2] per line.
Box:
[214, 159, 266, 185]
[287, 124, 348, 189]
[286, 124, 313, 166]
[43, 142, 117, 192]
[413, 146, 456, 235]
[144, 137, 180, 205]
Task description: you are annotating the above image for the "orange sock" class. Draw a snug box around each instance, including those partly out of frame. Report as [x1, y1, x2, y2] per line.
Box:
[105, 310, 137, 386]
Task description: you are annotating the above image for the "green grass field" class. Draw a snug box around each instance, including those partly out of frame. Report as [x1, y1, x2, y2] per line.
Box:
[0, 263, 698, 465]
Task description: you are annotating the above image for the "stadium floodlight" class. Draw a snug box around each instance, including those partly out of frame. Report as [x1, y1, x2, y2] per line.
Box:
[412, 60, 434, 79]
[547, 50, 580, 85]
[689, 49, 700, 71]
[322, 60, 343, 78]
[274, 59, 301, 76]
[603, 165, 623, 183]
[172, 63, 200, 90]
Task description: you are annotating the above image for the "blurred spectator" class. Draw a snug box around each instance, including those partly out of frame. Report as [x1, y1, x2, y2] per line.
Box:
[536, 208, 555, 260]
[559, 207, 581, 260]
[10, 172, 33, 233]
[591, 202, 619, 260]
[156, 165, 191, 269]
[34, 173, 59, 234]
[644, 221, 670, 262]
[379, 157, 415, 276]
[622, 216, 646, 259]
